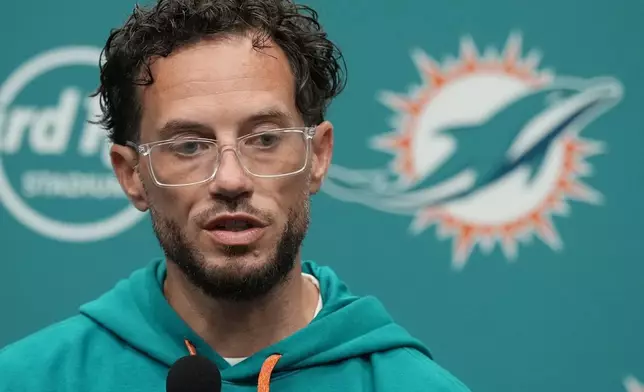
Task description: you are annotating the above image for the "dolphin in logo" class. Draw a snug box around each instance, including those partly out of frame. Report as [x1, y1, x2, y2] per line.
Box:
[323, 77, 623, 215]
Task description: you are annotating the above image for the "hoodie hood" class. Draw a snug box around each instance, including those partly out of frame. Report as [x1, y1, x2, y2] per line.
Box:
[79, 258, 432, 385]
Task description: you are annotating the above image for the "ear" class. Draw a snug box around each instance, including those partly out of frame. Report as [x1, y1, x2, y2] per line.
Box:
[111, 144, 149, 212]
[309, 121, 333, 194]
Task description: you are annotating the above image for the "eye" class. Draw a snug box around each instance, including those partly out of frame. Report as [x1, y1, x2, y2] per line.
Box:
[169, 140, 211, 156]
[248, 132, 281, 149]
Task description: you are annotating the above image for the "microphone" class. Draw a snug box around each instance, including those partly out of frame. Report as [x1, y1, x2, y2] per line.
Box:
[166, 355, 222, 392]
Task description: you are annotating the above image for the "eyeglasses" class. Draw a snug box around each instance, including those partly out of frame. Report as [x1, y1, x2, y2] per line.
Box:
[127, 127, 316, 187]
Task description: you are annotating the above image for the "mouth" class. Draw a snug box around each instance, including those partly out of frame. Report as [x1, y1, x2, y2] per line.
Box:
[203, 214, 268, 246]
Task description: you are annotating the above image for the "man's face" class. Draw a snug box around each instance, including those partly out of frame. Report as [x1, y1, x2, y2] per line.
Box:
[111, 34, 333, 301]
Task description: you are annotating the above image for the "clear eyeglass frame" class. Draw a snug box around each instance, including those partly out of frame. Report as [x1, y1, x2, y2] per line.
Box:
[126, 126, 317, 187]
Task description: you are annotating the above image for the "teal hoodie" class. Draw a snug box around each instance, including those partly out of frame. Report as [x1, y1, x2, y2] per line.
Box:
[0, 259, 470, 391]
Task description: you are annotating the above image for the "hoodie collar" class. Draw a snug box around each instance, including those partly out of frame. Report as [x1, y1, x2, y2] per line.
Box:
[80, 258, 431, 385]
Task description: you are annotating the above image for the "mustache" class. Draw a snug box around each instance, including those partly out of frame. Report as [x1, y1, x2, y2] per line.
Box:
[193, 199, 274, 226]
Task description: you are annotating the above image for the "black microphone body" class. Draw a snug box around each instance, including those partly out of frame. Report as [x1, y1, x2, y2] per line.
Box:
[166, 355, 222, 392]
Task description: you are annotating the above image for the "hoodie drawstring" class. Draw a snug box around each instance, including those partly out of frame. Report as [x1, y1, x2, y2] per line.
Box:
[257, 354, 281, 392]
[184, 339, 282, 392]
[184, 339, 198, 356]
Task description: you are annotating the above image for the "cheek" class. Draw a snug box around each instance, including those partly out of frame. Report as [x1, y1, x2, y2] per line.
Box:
[144, 180, 194, 224]
[256, 176, 309, 220]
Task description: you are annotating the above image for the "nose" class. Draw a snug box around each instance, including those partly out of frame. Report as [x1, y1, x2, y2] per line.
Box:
[209, 148, 253, 202]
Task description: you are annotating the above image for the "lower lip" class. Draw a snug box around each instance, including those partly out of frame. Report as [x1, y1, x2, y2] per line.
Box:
[205, 227, 266, 246]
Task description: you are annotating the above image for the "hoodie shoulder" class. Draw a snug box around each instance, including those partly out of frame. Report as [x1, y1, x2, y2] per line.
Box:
[0, 315, 114, 391]
[372, 347, 471, 392]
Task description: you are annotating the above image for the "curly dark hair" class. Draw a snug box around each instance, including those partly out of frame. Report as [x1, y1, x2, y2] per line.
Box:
[94, 0, 347, 145]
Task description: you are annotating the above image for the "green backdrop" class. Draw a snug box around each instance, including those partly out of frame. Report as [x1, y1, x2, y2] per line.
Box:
[1, 1, 642, 391]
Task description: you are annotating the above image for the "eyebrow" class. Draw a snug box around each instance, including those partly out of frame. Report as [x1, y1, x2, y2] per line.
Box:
[156, 120, 214, 141]
[155, 107, 298, 141]
[244, 108, 297, 128]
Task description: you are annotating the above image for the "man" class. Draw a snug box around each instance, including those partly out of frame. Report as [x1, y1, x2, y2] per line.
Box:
[0, 1, 471, 391]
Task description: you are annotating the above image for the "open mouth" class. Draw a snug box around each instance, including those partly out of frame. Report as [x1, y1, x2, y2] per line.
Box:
[205, 213, 266, 232]
[205, 213, 265, 230]
[204, 214, 267, 246]
[213, 219, 258, 232]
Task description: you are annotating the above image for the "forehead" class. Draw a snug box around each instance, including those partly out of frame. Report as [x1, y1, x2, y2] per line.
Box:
[138, 34, 299, 141]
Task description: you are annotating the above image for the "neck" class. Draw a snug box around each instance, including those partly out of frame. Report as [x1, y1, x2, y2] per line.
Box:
[163, 259, 319, 358]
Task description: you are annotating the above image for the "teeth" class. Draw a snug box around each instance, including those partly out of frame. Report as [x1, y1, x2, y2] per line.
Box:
[223, 220, 250, 231]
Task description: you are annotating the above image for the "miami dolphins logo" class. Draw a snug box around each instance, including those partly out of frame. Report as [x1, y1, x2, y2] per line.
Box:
[323, 33, 623, 269]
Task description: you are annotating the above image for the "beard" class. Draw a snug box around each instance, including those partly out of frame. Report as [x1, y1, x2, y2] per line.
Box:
[149, 194, 310, 302]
